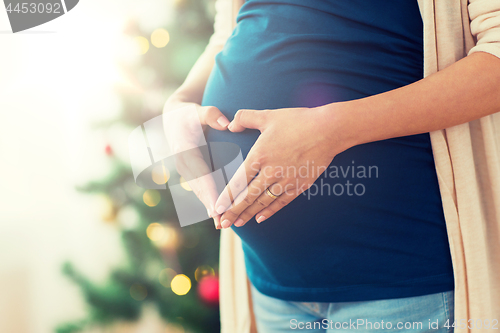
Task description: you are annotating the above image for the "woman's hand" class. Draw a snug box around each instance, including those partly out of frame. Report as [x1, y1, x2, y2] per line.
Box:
[163, 101, 230, 228]
[214, 105, 347, 228]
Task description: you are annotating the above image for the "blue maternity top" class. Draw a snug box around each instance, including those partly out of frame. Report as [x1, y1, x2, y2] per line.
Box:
[202, 0, 454, 302]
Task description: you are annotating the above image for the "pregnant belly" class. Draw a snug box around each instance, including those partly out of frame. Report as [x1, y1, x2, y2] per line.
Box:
[200, 31, 442, 234]
[196, 0, 453, 296]
[201, 50, 442, 241]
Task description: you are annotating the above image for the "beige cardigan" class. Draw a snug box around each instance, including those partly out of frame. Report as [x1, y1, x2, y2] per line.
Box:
[204, 0, 500, 332]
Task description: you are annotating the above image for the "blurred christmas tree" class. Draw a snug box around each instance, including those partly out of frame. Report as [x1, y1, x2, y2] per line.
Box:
[56, 1, 222, 332]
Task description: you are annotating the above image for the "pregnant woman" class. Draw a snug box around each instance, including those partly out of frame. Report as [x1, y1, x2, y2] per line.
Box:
[163, 0, 500, 331]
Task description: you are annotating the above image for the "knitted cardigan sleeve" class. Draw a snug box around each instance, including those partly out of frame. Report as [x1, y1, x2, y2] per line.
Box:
[468, 0, 500, 58]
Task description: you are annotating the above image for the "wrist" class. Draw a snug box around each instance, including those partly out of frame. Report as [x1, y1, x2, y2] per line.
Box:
[164, 95, 196, 113]
[164, 84, 207, 108]
[315, 100, 362, 155]
[163, 97, 211, 129]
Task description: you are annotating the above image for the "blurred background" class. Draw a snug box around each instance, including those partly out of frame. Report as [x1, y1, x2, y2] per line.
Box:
[0, 0, 221, 332]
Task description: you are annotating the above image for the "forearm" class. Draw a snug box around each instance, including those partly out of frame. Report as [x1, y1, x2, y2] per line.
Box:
[165, 44, 224, 108]
[322, 51, 500, 152]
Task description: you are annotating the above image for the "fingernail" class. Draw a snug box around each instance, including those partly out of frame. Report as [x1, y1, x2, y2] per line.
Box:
[221, 219, 232, 228]
[217, 116, 230, 127]
[207, 209, 212, 218]
[228, 122, 234, 131]
[234, 218, 245, 227]
[256, 215, 266, 223]
[216, 205, 226, 214]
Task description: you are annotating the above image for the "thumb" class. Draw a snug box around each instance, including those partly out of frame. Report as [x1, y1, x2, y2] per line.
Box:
[201, 106, 230, 130]
[228, 109, 267, 132]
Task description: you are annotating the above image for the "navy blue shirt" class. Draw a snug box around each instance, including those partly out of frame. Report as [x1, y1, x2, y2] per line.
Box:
[202, 0, 454, 302]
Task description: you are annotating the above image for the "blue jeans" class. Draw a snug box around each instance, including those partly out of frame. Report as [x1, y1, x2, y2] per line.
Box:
[250, 283, 454, 332]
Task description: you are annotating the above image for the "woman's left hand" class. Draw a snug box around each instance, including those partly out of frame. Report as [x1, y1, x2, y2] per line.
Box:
[214, 105, 348, 228]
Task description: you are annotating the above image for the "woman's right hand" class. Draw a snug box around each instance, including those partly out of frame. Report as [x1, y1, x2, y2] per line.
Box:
[162, 101, 230, 228]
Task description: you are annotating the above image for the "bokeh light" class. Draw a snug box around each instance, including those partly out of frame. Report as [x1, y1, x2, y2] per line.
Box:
[134, 36, 150, 55]
[130, 283, 147, 301]
[143, 189, 161, 207]
[147, 222, 165, 241]
[159, 268, 177, 288]
[116, 205, 140, 230]
[172, 0, 185, 9]
[179, 176, 192, 191]
[194, 265, 215, 282]
[147, 223, 180, 249]
[156, 225, 179, 249]
[97, 195, 116, 222]
[151, 28, 170, 48]
[171, 274, 191, 295]
[152, 163, 170, 185]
